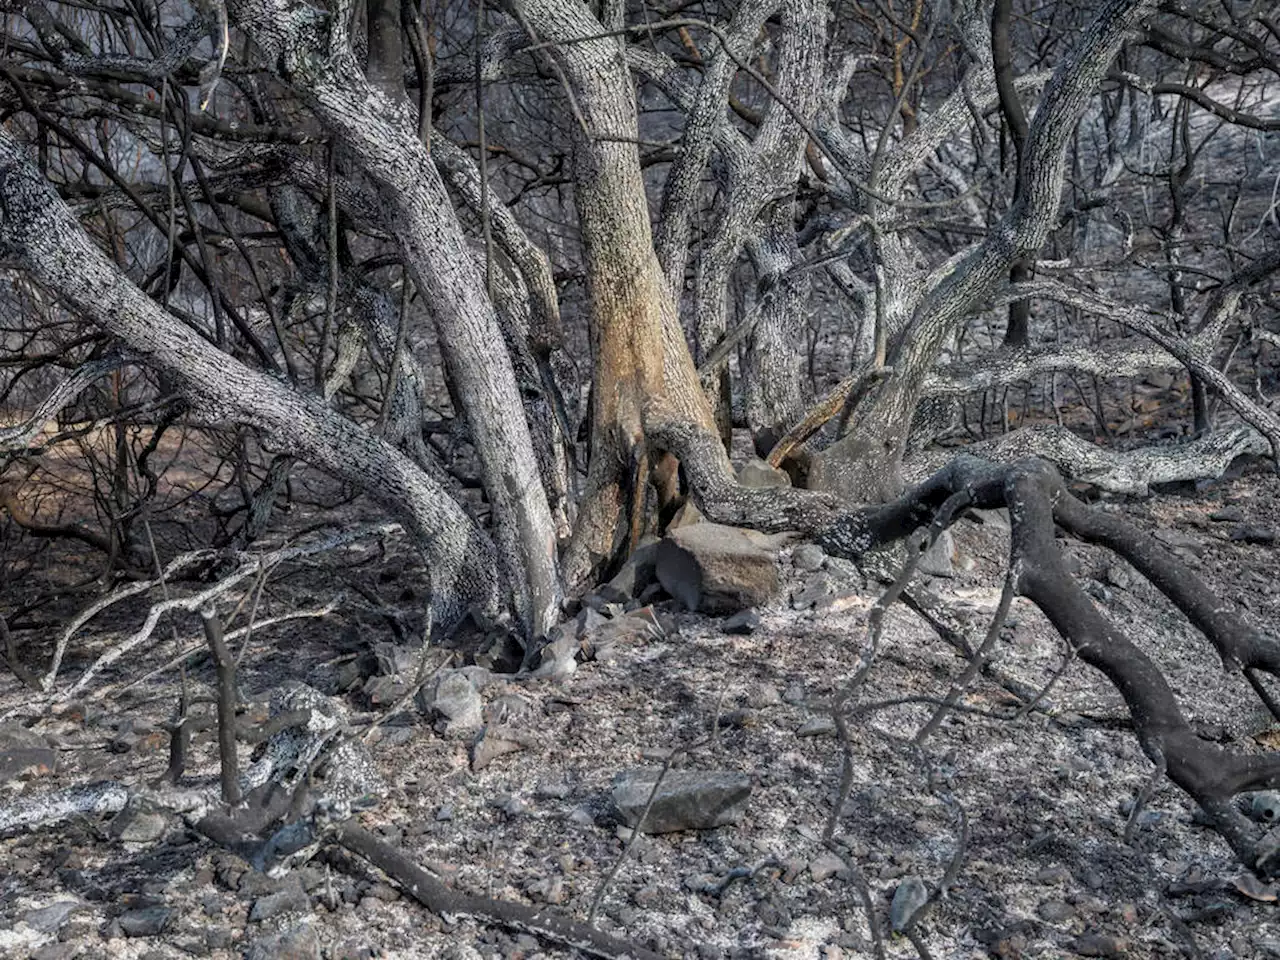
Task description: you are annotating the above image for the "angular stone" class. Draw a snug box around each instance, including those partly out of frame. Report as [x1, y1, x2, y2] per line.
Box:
[721, 610, 761, 635]
[667, 500, 703, 529]
[1209, 505, 1246, 523]
[0, 723, 56, 779]
[1037, 900, 1074, 922]
[791, 543, 826, 573]
[796, 716, 836, 737]
[917, 531, 956, 578]
[791, 575, 835, 611]
[246, 923, 322, 960]
[528, 629, 580, 680]
[118, 905, 173, 937]
[22, 900, 84, 934]
[471, 724, 534, 772]
[808, 852, 845, 882]
[418, 670, 482, 737]
[612, 769, 752, 833]
[362, 675, 408, 707]
[371, 642, 416, 677]
[1071, 932, 1130, 957]
[604, 541, 660, 600]
[656, 523, 782, 614]
[249, 879, 310, 922]
[737, 458, 790, 489]
[889, 876, 928, 932]
[581, 612, 663, 662]
[1153, 528, 1203, 556]
[108, 799, 171, 844]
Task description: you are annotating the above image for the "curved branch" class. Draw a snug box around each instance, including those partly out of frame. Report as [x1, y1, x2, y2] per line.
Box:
[0, 355, 126, 452]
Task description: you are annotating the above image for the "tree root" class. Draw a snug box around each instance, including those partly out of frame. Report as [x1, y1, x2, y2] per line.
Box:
[905, 423, 1269, 495]
[816, 454, 1280, 876]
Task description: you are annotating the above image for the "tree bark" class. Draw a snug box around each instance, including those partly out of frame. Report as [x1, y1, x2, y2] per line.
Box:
[228, 0, 561, 637]
[0, 128, 498, 635]
[810, 0, 1157, 501]
[511, 0, 721, 589]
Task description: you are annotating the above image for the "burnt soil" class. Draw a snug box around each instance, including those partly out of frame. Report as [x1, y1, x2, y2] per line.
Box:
[3, 468, 1280, 960]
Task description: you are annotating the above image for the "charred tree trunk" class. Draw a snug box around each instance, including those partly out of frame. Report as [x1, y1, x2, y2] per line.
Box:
[228, 0, 561, 637]
[512, 0, 720, 591]
[0, 129, 499, 634]
[809, 0, 1157, 502]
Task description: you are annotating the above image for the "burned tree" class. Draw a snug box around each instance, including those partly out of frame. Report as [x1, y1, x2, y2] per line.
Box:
[3, 1, 1280, 953]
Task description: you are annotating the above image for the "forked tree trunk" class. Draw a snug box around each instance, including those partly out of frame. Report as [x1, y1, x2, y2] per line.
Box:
[512, 0, 721, 590]
[0, 130, 499, 634]
[809, 0, 1156, 501]
[227, 0, 560, 638]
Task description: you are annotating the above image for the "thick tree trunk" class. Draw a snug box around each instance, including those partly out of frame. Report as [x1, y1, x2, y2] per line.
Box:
[512, 0, 720, 589]
[0, 129, 498, 634]
[228, 0, 560, 637]
[744, 201, 812, 450]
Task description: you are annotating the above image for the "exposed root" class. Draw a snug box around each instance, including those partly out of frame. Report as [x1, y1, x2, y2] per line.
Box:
[816, 454, 1280, 876]
[906, 423, 1269, 495]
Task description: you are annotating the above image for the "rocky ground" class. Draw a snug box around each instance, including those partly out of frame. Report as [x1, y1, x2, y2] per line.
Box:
[3, 460, 1280, 960]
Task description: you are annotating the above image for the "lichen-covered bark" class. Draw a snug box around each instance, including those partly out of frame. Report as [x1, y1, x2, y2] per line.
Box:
[227, 0, 561, 637]
[0, 129, 498, 633]
[811, 0, 1156, 501]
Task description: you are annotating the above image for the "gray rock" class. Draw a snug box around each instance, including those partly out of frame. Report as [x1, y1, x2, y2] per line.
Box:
[581, 610, 664, 661]
[721, 610, 761, 635]
[249, 879, 310, 922]
[808, 852, 845, 882]
[1037, 900, 1074, 922]
[471, 724, 533, 772]
[612, 769, 752, 833]
[604, 541, 660, 599]
[108, 799, 171, 845]
[917, 531, 956, 578]
[1154, 528, 1204, 556]
[22, 900, 84, 934]
[745, 684, 782, 708]
[667, 500, 704, 529]
[419, 670, 483, 737]
[362, 675, 408, 706]
[528, 629, 580, 680]
[1210, 505, 1246, 523]
[1071, 933, 1130, 957]
[118, 905, 173, 937]
[796, 716, 835, 737]
[656, 523, 784, 613]
[790, 574, 835, 611]
[0, 723, 56, 779]
[737, 458, 790, 489]
[372, 641, 416, 676]
[246, 923, 322, 960]
[889, 876, 929, 932]
[791, 543, 826, 573]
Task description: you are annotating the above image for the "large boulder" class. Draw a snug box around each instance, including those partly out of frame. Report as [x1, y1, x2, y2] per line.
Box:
[612, 769, 752, 833]
[655, 522, 784, 613]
